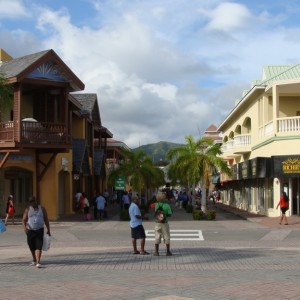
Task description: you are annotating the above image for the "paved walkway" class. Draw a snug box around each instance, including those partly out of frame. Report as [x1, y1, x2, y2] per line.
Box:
[1, 201, 300, 299]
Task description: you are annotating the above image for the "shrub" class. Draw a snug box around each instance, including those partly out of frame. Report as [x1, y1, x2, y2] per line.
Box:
[192, 210, 204, 220]
[192, 209, 216, 220]
[119, 209, 130, 221]
[205, 209, 216, 220]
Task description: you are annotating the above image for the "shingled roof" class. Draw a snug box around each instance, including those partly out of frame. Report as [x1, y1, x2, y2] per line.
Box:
[71, 93, 101, 127]
[0, 49, 84, 91]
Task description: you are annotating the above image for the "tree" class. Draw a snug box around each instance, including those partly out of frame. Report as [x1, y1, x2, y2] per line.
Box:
[108, 148, 165, 201]
[167, 135, 231, 211]
[0, 73, 13, 119]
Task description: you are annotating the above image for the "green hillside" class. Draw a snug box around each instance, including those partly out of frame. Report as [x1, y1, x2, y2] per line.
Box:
[132, 141, 184, 164]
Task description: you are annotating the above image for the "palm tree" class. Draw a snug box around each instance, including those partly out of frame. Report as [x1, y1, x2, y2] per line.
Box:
[167, 135, 231, 211]
[108, 148, 165, 202]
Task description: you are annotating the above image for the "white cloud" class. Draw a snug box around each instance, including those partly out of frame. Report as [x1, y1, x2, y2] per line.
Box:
[2, 0, 300, 148]
[204, 2, 253, 31]
[0, 0, 29, 19]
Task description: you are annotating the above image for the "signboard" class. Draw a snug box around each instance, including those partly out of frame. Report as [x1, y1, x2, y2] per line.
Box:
[272, 155, 300, 177]
[115, 176, 126, 190]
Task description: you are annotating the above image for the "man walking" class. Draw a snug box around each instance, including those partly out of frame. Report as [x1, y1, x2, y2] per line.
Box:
[22, 196, 51, 268]
[95, 193, 106, 220]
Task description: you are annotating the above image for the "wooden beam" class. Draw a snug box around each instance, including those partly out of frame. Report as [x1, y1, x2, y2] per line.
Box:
[0, 152, 11, 169]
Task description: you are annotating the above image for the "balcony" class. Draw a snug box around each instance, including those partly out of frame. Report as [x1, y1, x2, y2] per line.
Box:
[233, 134, 251, 154]
[0, 120, 70, 148]
[259, 116, 300, 138]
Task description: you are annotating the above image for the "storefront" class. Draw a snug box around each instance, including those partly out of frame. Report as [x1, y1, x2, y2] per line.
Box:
[271, 155, 300, 215]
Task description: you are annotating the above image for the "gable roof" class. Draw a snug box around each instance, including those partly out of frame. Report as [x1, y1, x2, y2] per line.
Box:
[70, 93, 101, 127]
[0, 49, 84, 91]
[205, 124, 218, 132]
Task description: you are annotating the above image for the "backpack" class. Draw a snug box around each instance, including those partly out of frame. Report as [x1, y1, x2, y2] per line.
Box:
[155, 204, 165, 223]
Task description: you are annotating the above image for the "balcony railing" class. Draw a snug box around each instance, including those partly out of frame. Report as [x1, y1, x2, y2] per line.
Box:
[259, 117, 300, 138]
[0, 120, 69, 145]
[278, 116, 300, 133]
[234, 134, 251, 146]
[221, 134, 251, 153]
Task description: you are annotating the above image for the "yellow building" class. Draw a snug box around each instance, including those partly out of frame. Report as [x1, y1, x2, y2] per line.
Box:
[218, 64, 300, 217]
[0, 49, 112, 220]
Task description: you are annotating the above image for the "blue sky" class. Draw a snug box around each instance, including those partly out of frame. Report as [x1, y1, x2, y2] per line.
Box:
[1, 0, 300, 148]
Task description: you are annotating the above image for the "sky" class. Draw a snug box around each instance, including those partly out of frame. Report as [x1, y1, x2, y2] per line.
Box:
[1, 0, 300, 148]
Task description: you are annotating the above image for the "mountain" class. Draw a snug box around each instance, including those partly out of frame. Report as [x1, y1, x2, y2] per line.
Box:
[132, 141, 184, 164]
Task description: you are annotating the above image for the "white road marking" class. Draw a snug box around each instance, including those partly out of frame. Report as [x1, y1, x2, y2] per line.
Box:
[145, 230, 204, 241]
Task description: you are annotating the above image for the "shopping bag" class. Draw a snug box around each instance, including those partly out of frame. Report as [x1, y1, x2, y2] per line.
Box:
[42, 234, 51, 251]
[0, 219, 6, 233]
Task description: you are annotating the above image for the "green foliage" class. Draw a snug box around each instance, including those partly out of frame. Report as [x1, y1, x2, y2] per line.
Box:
[192, 209, 216, 220]
[0, 73, 13, 115]
[192, 210, 204, 220]
[119, 209, 130, 221]
[166, 135, 232, 190]
[205, 209, 216, 220]
[185, 204, 194, 213]
[108, 148, 165, 193]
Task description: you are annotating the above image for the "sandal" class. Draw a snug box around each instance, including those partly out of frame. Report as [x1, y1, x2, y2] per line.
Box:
[133, 251, 140, 254]
[140, 251, 149, 255]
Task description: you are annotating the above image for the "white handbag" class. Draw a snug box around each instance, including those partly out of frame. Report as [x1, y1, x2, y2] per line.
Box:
[42, 234, 51, 251]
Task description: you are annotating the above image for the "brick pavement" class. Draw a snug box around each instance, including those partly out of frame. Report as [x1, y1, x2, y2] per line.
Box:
[1, 201, 300, 299]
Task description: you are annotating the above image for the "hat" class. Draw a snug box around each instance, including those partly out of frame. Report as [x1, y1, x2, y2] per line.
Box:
[156, 192, 166, 202]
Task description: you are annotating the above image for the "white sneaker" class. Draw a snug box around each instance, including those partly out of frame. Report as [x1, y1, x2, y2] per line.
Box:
[36, 263, 41, 268]
[30, 261, 36, 266]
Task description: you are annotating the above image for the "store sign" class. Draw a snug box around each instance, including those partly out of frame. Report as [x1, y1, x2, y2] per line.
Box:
[282, 158, 300, 174]
[271, 155, 300, 177]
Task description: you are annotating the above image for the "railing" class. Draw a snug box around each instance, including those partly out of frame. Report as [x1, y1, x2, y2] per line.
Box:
[278, 116, 300, 133]
[0, 120, 69, 145]
[258, 117, 300, 138]
[259, 121, 273, 137]
[221, 141, 234, 152]
[0, 121, 14, 141]
[234, 134, 251, 146]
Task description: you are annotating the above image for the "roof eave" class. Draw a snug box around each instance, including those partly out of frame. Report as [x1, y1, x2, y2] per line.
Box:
[218, 85, 266, 131]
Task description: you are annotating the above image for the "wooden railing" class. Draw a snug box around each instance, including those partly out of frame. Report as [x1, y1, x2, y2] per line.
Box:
[0, 120, 70, 145]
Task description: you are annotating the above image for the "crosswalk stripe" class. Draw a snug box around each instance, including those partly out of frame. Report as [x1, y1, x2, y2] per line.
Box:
[145, 230, 204, 241]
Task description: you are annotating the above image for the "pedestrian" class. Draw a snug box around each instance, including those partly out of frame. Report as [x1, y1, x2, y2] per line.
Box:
[95, 193, 106, 220]
[4, 195, 15, 225]
[74, 190, 82, 212]
[153, 192, 172, 256]
[81, 192, 90, 221]
[122, 191, 130, 210]
[22, 196, 51, 268]
[103, 189, 110, 206]
[276, 191, 289, 225]
[129, 195, 149, 255]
